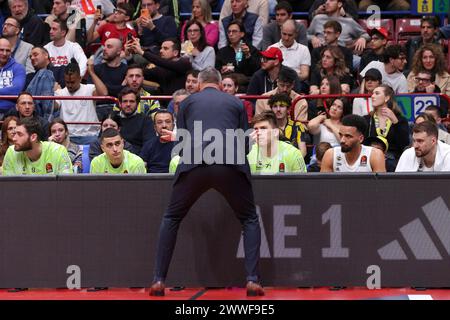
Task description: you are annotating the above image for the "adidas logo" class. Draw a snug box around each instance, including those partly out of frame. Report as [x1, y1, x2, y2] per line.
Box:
[378, 197, 450, 260]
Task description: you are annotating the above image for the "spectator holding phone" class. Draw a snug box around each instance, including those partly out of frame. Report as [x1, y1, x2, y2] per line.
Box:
[136, 0, 177, 52]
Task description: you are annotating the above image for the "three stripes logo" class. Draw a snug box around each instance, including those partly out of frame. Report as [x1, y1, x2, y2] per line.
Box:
[378, 197, 450, 260]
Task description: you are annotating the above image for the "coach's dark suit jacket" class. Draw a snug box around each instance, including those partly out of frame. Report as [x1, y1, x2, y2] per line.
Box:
[174, 87, 251, 183]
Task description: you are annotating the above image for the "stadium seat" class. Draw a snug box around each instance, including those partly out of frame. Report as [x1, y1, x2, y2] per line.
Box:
[295, 19, 308, 28]
[395, 18, 422, 44]
[81, 144, 91, 173]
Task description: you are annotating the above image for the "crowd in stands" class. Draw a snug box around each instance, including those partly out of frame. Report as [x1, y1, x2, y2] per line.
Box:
[0, 0, 450, 175]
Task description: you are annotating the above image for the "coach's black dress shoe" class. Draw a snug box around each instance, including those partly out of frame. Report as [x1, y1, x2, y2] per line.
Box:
[149, 281, 165, 296]
[246, 281, 264, 296]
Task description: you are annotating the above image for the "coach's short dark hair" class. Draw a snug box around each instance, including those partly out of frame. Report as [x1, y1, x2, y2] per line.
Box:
[341, 114, 368, 136]
[413, 121, 438, 138]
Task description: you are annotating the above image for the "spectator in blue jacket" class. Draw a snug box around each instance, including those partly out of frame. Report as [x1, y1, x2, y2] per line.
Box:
[26, 47, 56, 121]
[0, 38, 26, 119]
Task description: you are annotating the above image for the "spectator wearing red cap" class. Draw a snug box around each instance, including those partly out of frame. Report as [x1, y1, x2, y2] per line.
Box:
[247, 47, 307, 100]
[359, 27, 388, 73]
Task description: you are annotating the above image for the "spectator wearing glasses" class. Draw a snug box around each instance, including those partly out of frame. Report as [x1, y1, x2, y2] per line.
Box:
[359, 27, 389, 73]
[180, 20, 215, 71]
[2, 17, 33, 74]
[247, 47, 306, 100]
[216, 20, 261, 92]
[180, 0, 218, 48]
[410, 70, 449, 121]
[406, 43, 450, 97]
[87, 2, 137, 46]
[9, 0, 50, 46]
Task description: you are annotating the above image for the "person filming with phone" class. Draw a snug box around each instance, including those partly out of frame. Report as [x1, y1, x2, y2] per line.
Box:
[135, 0, 177, 53]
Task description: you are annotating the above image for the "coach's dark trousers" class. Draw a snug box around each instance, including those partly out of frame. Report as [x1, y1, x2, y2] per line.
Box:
[153, 164, 261, 283]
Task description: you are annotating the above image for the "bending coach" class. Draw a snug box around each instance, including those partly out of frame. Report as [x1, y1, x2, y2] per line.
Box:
[149, 67, 264, 297]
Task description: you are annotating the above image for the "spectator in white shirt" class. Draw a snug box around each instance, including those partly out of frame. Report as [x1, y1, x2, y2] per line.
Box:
[269, 19, 310, 81]
[396, 121, 450, 172]
[44, 19, 88, 87]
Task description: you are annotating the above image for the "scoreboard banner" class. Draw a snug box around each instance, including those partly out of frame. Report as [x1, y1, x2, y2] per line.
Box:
[395, 94, 440, 122]
[412, 0, 449, 14]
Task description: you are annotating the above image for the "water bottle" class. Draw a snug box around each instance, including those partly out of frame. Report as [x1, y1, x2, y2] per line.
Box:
[235, 40, 243, 63]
